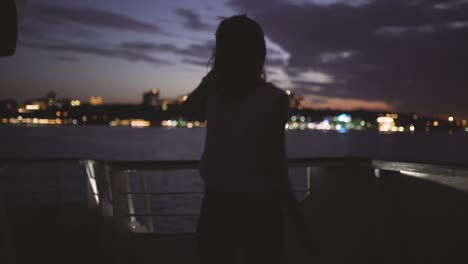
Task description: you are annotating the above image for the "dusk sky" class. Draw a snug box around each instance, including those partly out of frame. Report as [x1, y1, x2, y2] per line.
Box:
[1, 0, 467, 117]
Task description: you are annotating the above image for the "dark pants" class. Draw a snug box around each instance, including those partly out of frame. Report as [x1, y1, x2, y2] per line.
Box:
[197, 191, 284, 264]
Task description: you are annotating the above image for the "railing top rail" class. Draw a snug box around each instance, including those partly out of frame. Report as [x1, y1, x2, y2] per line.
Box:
[1, 156, 468, 170]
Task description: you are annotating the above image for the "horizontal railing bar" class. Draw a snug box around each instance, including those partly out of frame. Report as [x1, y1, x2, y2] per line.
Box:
[108, 157, 372, 171]
[2, 157, 468, 177]
[372, 160, 468, 178]
[120, 191, 203, 195]
[1, 156, 467, 168]
[124, 214, 199, 217]
[118, 189, 310, 196]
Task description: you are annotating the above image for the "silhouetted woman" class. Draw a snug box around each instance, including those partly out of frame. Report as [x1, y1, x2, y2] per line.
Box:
[185, 15, 305, 264]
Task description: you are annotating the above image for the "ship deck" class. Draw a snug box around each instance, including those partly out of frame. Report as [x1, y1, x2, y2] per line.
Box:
[2, 158, 468, 263]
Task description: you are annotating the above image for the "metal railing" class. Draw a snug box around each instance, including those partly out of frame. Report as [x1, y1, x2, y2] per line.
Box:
[85, 158, 344, 233]
[1, 157, 467, 234]
[82, 157, 468, 234]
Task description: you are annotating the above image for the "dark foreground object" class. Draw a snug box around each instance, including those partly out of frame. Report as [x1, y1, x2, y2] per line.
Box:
[3, 163, 468, 264]
[0, 0, 18, 56]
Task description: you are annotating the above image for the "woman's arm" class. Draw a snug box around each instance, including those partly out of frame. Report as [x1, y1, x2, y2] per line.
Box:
[182, 70, 214, 121]
[276, 91, 320, 258]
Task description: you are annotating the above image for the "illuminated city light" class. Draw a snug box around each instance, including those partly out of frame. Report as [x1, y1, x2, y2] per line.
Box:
[337, 114, 351, 123]
[377, 117, 395, 132]
[25, 104, 40, 110]
[167, 120, 173, 127]
[433, 121, 439, 127]
[82, 116, 88, 122]
[465, 127, 468, 132]
[413, 114, 418, 120]
[56, 111, 61, 117]
[72, 119, 78, 125]
[130, 120, 151, 128]
[448, 116, 454, 122]
[151, 89, 158, 95]
[90, 96, 103, 106]
[187, 122, 194, 128]
[70, 100, 81, 106]
[316, 119, 331, 130]
[307, 123, 315, 129]
[360, 121, 366, 126]
[4, 118, 65, 125]
[377, 117, 393, 123]
[398, 126, 404, 132]
[410, 125, 415, 132]
[285, 90, 291, 95]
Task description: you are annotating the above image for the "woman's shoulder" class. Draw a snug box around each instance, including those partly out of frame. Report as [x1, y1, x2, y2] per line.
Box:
[264, 82, 289, 102]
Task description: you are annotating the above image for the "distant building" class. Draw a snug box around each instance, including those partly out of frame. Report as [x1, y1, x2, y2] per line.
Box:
[161, 99, 176, 111]
[90, 96, 103, 106]
[45, 91, 58, 107]
[142, 89, 161, 109]
[22, 100, 46, 112]
[0, 99, 18, 110]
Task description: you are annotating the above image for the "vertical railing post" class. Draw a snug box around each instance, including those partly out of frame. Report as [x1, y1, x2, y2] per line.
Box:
[94, 162, 114, 217]
[83, 160, 100, 208]
[306, 166, 311, 196]
[141, 173, 155, 232]
[125, 171, 137, 224]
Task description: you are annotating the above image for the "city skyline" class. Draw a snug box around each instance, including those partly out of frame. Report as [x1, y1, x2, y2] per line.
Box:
[1, 0, 468, 118]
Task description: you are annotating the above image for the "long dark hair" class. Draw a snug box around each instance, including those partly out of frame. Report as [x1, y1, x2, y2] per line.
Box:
[210, 15, 266, 101]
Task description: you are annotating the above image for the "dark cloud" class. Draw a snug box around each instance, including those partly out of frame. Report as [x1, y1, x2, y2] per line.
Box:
[175, 8, 215, 31]
[230, 0, 468, 116]
[51, 55, 80, 62]
[122, 40, 214, 60]
[20, 41, 170, 66]
[31, 3, 161, 33]
[181, 58, 210, 67]
[121, 42, 180, 53]
[177, 41, 215, 59]
[266, 58, 288, 67]
[16, 3, 170, 67]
